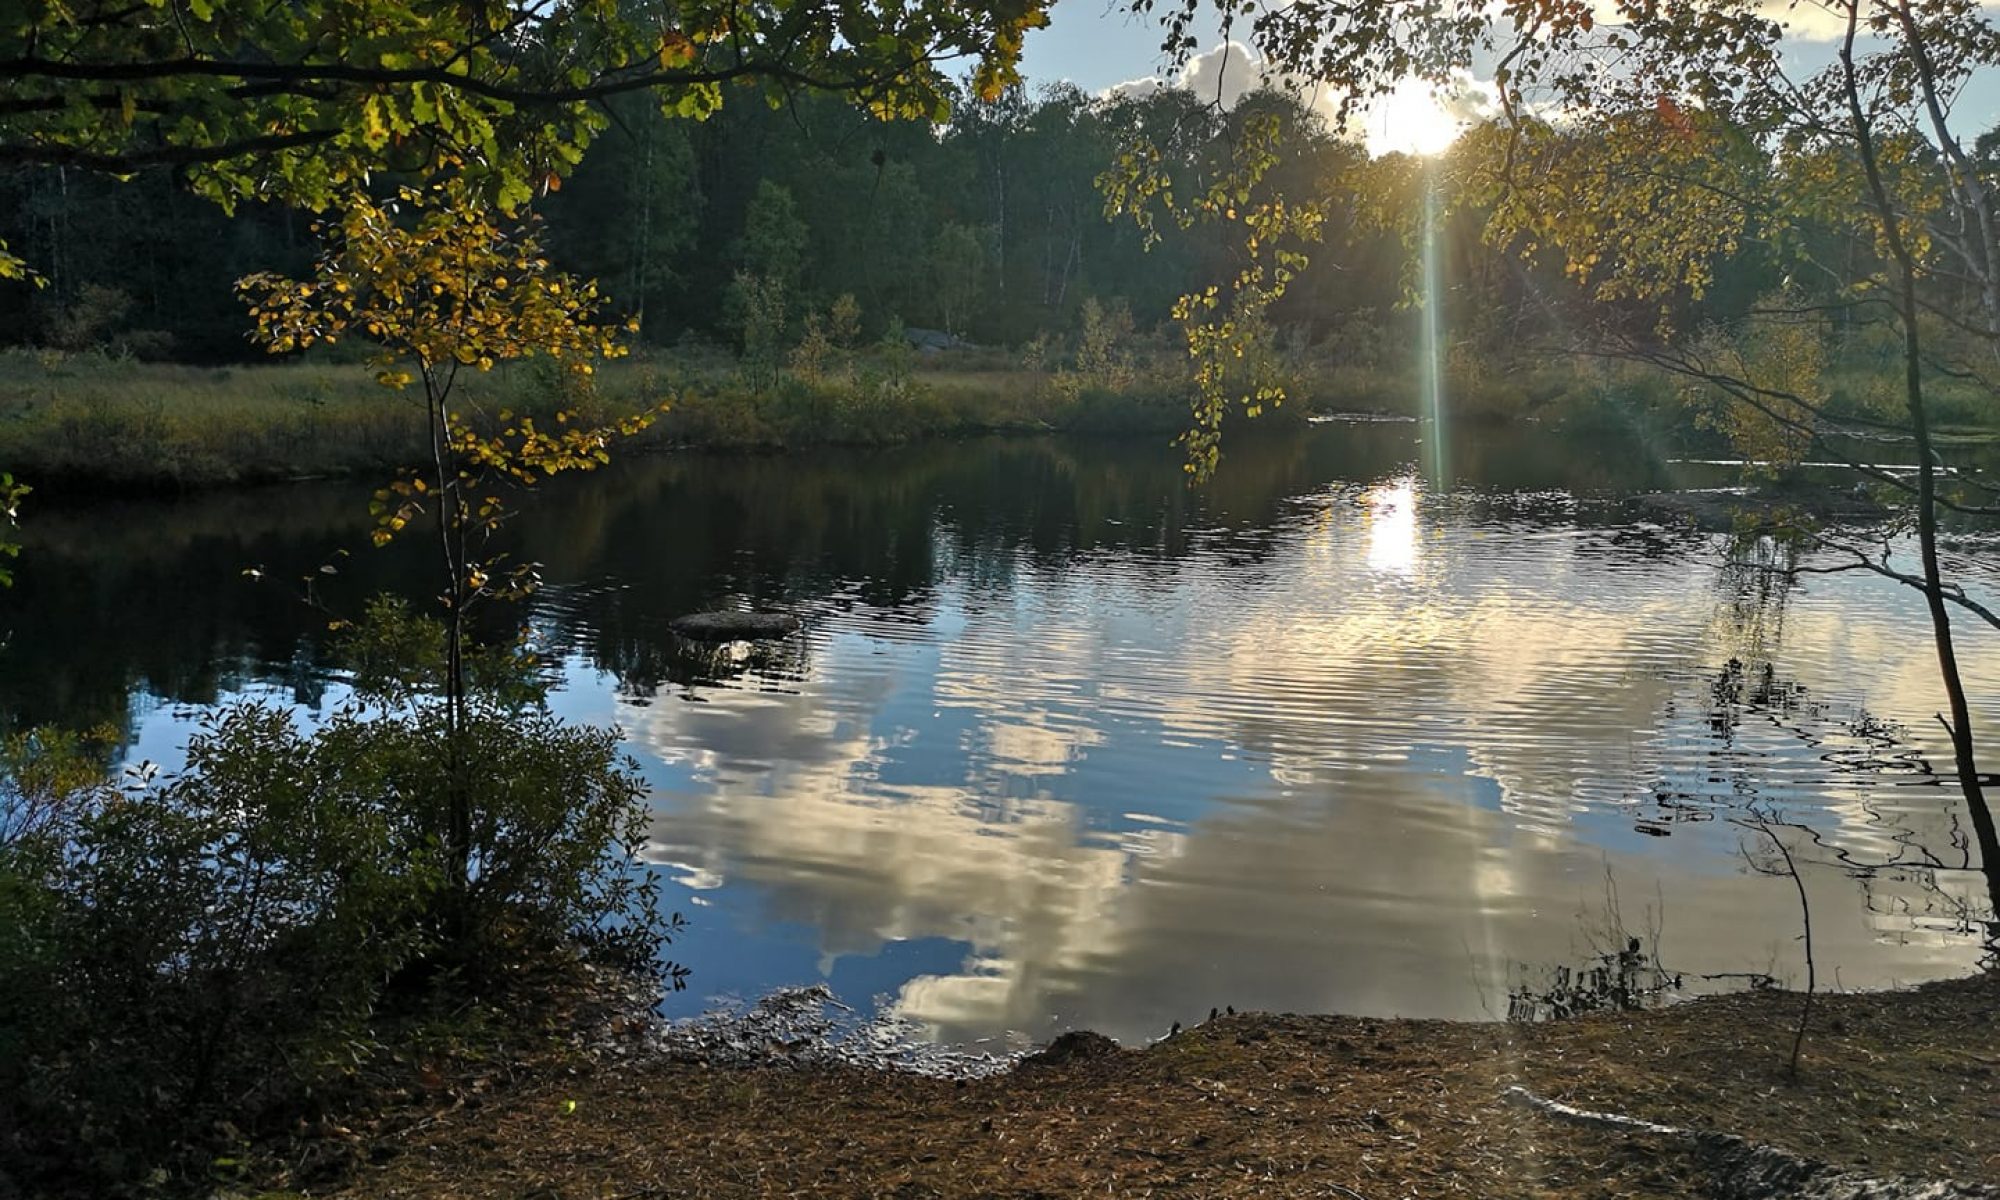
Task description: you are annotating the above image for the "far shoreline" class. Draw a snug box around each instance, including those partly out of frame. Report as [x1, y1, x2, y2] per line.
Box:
[0, 346, 1706, 495]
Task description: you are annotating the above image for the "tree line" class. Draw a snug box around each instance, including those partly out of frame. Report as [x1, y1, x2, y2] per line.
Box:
[4, 76, 1887, 369]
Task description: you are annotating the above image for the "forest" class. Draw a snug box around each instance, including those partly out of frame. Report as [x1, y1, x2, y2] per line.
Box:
[11, 72, 1988, 379]
[2, 81, 1479, 360]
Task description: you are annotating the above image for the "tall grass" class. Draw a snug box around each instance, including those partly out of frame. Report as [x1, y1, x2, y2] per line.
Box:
[8, 342, 1968, 492]
[0, 347, 1204, 490]
[0, 349, 431, 489]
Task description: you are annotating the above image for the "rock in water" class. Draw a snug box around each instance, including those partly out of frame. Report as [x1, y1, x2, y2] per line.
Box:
[1020, 1030, 1121, 1067]
[668, 611, 801, 641]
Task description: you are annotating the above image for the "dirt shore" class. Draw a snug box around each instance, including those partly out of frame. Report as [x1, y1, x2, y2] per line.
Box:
[301, 973, 2000, 1199]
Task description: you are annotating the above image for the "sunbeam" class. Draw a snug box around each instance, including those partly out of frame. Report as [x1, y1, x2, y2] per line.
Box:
[1420, 165, 1449, 487]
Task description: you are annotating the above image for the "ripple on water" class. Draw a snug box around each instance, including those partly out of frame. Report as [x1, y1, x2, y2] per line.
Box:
[58, 433, 1994, 1044]
[606, 468, 1997, 1041]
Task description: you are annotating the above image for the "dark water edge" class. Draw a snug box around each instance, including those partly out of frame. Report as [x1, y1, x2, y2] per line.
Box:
[2, 423, 1684, 732]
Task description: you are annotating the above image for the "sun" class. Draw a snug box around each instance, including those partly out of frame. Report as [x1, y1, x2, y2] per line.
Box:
[1363, 78, 1467, 158]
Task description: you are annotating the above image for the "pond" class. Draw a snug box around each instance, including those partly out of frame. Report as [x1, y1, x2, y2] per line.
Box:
[7, 422, 1997, 1045]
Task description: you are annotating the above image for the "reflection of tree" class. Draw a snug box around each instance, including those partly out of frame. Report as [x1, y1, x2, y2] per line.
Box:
[6, 423, 1693, 732]
[1709, 534, 1800, 665]
[644, 633, 811, 701]
[1704, 657, 1813, 745]
[1663, 649, 1995, 956]
[1742, 528, 1993, 928]
[0, 481, 408, 732]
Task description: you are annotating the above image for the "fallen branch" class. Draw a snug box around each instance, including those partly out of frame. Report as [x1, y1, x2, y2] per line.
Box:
[1502, 1086, 1998, 1200]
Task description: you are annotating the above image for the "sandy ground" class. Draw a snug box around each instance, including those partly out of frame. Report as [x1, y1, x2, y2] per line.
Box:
[283, 973, 2000, 1199]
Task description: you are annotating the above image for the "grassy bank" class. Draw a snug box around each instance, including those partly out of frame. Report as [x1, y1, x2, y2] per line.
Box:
[266, 974, 2000, 1199]
[0, 347, 1199, 492]
[10, 344, 1994, 495]
[0, 345, 1700, 493]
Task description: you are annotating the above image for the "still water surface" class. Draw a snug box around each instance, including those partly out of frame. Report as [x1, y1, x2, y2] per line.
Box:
[9, 424, 1997, 1044]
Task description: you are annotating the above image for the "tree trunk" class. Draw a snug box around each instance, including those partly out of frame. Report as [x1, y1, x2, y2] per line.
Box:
[1891, 1, 2000, 355]
[1841, 7, 2000, 925]
[424, 374, 472, 898]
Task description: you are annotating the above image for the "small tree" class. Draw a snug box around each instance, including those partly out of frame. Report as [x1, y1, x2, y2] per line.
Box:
[1678, 295, 1830, 477]
[1050, 296, 1139, 404]
[240, 179, 661, 898]
[928, 221, 993, 337]
[790, 293, 864, 383]
[725, 269, 792, 388]
[741, 180, 811, 291]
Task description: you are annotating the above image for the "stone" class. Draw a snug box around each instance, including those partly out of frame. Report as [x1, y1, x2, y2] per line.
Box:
[1020, 1030, 1121, 1067]
[667, 611, 801, 641]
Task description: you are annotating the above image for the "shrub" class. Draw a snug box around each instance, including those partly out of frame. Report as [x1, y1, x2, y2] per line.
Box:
[0, 609, 677, 1196]
[2, 707, 435, 1184]
[0, 724, 118, 846]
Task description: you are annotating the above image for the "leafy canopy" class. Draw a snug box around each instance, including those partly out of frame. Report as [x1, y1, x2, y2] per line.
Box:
[0, 0, 1052, 272]
[241, 179, 629, 379]
[1098, 97, 1326, 475]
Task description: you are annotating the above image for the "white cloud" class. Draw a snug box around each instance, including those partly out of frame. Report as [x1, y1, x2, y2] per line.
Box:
[1102, 40, 1288, 112]
[1764, 1, 1861, 41]
[1103, 41, 1502, 157]
[1588, 0, 2000, 43]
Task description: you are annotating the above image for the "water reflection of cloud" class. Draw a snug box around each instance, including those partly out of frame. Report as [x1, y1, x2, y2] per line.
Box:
[621, 490, 1994, 1043]
[643, 729, 1148, 991]
[638, 683, 1977, 1042]
[981, 715, 1105, 777]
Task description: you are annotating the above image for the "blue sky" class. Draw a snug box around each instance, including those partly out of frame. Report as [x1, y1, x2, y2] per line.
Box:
[1021, 0, 1177, 95]
[1017, 2, 2000, 149]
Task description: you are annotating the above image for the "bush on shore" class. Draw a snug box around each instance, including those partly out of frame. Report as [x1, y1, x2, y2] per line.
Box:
[0, 601, 677, 1198]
